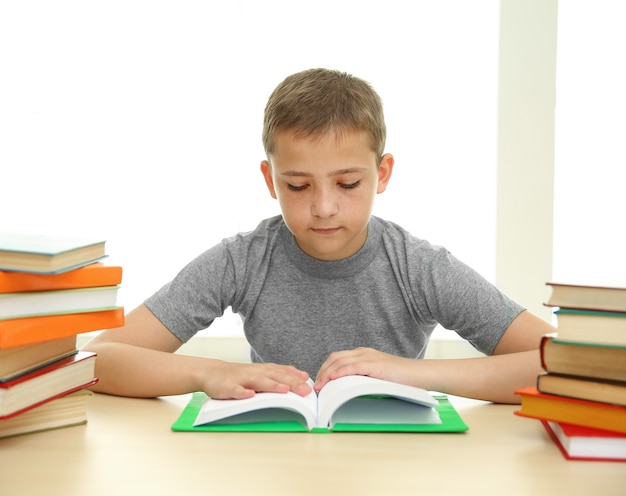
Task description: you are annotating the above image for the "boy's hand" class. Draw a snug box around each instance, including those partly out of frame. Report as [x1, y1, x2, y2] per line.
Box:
[199, 361, 312, 400]
[313, 347, 415, 392]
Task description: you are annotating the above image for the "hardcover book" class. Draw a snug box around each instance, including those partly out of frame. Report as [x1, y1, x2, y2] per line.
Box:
[537, 373, 626, 407]
[542, 420, 626, 462]
[0, 351, 97, 419]
[0, 263, 122, 293]
[173, 375, 468, 433]
[0, 389, 92, 439]
[0, 233, 107, 274]
[545, 282, 626, 313]
[554, 308, 626, 347]
[540, 335, 626, 383]
[514, 387, 626, 434]
[0, 286, 120, 320]
[0, 336, 77, 381]
[0, 307, 124, 349]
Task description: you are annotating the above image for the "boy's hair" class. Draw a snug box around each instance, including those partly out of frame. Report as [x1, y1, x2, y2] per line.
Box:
[262, 68, 386, 160]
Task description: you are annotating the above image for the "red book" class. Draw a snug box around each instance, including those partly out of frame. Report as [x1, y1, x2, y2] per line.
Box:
[542, 420, 626, 462]
[0, 351, 97, 419]
[514, 387, 626, 434]
[0, 307, 124, 349]
[0, 263, 122, 293]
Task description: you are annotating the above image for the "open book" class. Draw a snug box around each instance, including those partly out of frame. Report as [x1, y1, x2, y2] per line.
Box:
[172, 375, 468, 433]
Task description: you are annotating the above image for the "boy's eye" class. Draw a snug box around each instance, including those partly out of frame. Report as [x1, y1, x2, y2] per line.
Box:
[340, 180, 361, 190]
[286, 180, 361, 192]
[287, 183, 308, 192]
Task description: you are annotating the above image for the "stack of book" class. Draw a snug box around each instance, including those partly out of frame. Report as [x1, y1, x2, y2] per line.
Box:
[515, 282, 626, 461]
[0, 233, 124, 438]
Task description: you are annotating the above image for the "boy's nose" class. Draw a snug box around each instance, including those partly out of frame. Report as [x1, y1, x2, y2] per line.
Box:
[310, 187, 338, 218]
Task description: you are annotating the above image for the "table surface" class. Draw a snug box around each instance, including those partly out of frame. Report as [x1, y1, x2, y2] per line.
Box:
[1, 393, 624, 496]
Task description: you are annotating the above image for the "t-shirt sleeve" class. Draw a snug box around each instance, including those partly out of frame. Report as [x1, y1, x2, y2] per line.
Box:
[144, 242, 236, 343]
[416, 248, 525, 355]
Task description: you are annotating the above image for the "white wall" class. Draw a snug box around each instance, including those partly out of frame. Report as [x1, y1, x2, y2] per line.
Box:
[496, 0, 557, 320]
[1, 1, 499, 345]
[553, 0, 626, 288]
[4, 1, 623, 359]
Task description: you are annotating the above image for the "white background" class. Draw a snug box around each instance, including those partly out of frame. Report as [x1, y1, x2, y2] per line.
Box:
[1, 1, 624, 336]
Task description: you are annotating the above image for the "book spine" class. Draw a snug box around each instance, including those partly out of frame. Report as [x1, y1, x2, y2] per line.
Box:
[0, 264, 122, 293]
[539, 334, 551, 370]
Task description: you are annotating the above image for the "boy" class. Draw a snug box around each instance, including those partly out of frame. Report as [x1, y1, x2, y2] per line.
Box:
[84, 68, 555, 404]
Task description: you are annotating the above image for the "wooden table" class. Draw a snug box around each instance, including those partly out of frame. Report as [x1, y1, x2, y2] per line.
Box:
[1, 393, 624, 495]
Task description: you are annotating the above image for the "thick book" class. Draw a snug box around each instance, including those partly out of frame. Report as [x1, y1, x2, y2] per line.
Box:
[0, 233, 107, 274]
[0, 336, 77, 381]
[0, 351, 97, 419]
[0, 263, 122, 293]
[0, 390, 92, 439]
[545, 282, 626, 313]
[554, 308, 626, 347]
[540, 335, 626, 382]
[172, 376, 468, 433]
[542, 420, 626, 462]
[0, 285, 120, 320]
[537, 373, 626, 407]
[514, 387, 626, 434]
[0, 307, 124, 349]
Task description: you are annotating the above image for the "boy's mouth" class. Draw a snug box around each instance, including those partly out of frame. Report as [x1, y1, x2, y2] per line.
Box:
[311, 227, 340, 235]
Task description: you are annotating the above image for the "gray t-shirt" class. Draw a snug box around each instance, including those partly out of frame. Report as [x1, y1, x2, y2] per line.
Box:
[145, 215, 524, 377]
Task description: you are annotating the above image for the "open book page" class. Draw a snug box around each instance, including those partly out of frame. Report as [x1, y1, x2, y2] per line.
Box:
[193, 376, 440, 430]
[329, 397, 441, 427]
[317, 375, 440, 428]
[193, 386, 318, 429]
[174, 392, 468, 433]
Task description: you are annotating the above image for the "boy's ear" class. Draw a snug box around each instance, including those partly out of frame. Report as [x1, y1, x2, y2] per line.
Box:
[260, 161, 278, 199]
[376, 153, 394, 194]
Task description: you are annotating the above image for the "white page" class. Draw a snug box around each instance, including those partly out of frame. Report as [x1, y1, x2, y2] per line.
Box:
[193, 389, 318, 429]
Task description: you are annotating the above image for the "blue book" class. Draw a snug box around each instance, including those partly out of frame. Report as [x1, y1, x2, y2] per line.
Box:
[0, 233, 107, 274]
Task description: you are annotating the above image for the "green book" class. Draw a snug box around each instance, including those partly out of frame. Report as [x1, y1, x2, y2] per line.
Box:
[172, 376, 469, 433]
[554, 308, 626, 347]
[0, 286, 120, 320]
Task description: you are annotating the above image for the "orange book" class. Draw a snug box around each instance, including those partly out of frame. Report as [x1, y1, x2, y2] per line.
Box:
[0, 263, 122, 293]
[514, 387, 626, 434]
[0, 308, 124, 349]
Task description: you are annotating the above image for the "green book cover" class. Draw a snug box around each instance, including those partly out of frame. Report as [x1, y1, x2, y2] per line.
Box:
[552, 338, 626, 350]
[0, 286, 120, 320]
[555, 308, 626, 319]
[171, 391, 469, 433]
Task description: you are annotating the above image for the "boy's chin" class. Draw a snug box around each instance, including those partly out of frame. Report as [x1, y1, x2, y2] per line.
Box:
[299, 241, 359, 261]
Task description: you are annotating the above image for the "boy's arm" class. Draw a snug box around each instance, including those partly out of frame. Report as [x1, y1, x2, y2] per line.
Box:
[82, 304, 311, 399]
[314, 310, 555, 404]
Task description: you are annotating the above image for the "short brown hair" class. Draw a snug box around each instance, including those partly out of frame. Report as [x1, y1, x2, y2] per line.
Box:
[262, 68, 386, 159]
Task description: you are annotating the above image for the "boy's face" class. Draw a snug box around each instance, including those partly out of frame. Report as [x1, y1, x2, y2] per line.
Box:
[261, 130, 393, 261]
